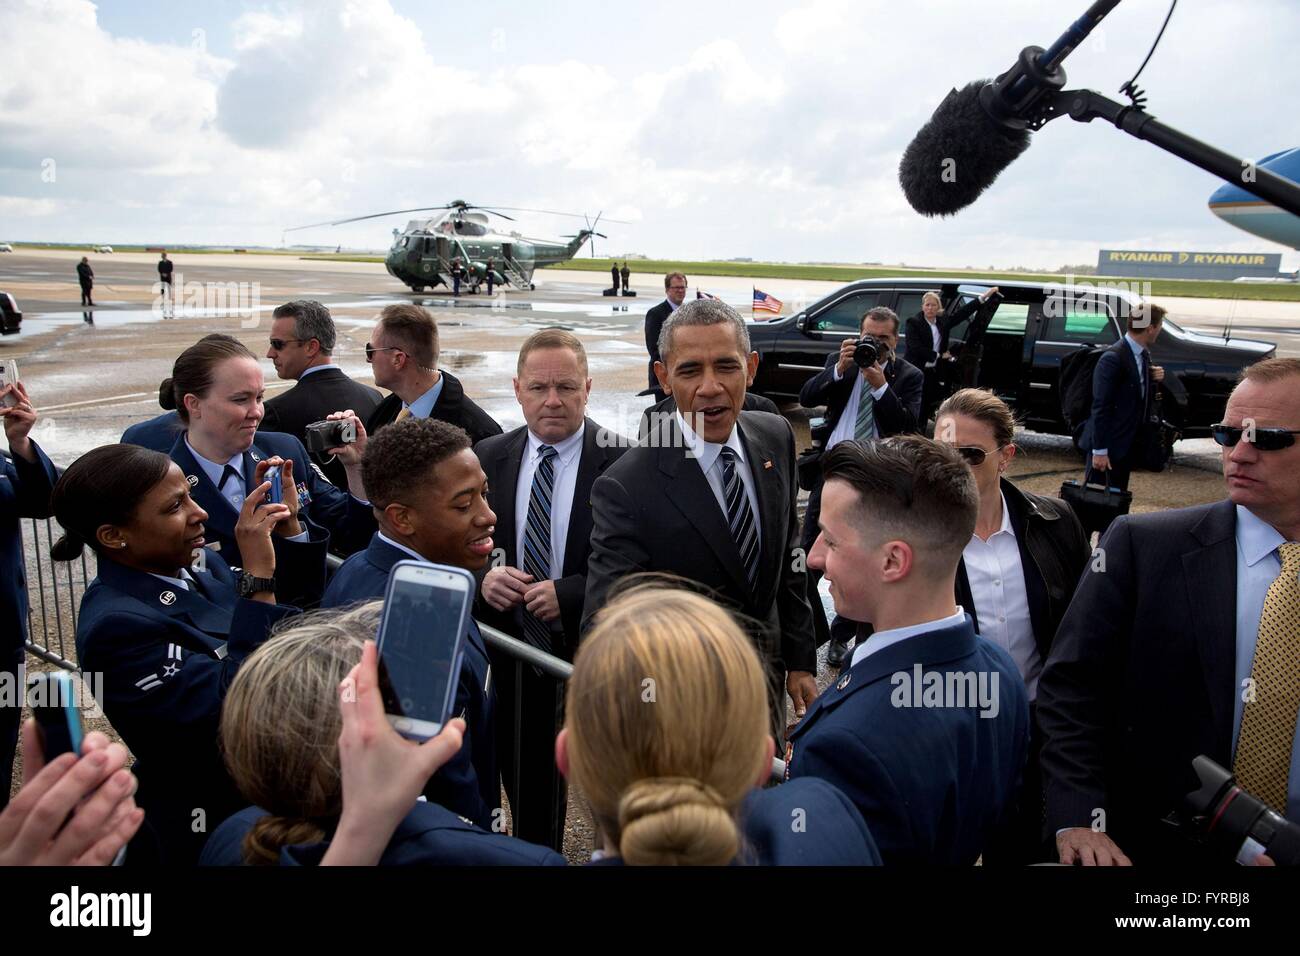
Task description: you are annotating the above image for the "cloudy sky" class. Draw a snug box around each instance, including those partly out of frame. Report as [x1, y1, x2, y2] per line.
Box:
[2, 0, 1297, 269]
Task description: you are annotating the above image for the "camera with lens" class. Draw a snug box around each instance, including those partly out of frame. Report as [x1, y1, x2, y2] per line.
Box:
[304, 418, 357, 455]
[853, 335, 889, 369]
[1181, 755, 1300, 865]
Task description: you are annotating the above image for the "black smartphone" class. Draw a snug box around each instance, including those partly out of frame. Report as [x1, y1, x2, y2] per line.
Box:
[27, 671, 85, 759]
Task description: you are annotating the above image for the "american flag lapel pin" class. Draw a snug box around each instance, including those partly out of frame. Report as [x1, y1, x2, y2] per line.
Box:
[764, 460, 773, 470]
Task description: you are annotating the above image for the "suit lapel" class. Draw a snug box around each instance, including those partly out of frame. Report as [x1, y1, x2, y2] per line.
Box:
[97, 560, 232, 646]
[1181, 501, 1238, 750]
[658, 419, 749, 596]
[493, 427, 529, 567]
[955, 559, 978, 633]
[737, 413, 784, 600]
[170, 436, 240, 540]
[562, 419, 609, 578]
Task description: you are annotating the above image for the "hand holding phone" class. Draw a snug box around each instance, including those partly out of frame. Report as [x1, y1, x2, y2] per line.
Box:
[376, 561, 474, 740]
[27, 672, 85, 759]
[0, 360, 19, 409]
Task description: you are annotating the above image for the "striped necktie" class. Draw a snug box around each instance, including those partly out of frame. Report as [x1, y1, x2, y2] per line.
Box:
[854, 376, 876, 441]
[521, 445, 558, 652]
[394, 406, 413, 423]
[1233, 542, 1300, 812]
[719, 447, 760, 594]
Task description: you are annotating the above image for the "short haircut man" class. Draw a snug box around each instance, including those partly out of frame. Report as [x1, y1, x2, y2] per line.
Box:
[787, 435, 1029, 865]
[362, 416, 471, 512]
[272, 299, 337, 354]
[377, 303, 438, 369]
[516, 327, 588, 378]
[1126, 301, 1166, 334]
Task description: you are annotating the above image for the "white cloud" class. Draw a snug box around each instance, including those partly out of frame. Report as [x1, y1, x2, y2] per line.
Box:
[0, 0, 1295, 268]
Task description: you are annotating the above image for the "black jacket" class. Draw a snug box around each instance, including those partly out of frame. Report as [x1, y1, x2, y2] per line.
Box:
[583, 410, 816, 721]
[644, 300, 673, 390]
[798, 352, 924, 443]
[956, 478, 1090, 664]
[1037, 500, 1245, 863]
[902, 298, 983, 370]
[261, 366, 383, 488]
[76, 262, 93, 285]
[474, 419, 628, 656]
[1079, 338, 1151, 460]
[367, 369, 503, 446]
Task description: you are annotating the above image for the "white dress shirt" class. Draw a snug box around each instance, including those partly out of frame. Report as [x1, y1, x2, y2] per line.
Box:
[961, 493, 1041, 700]
[1231, 504, 1300, 821]
[925, 318, 941, 367]
[826, 365, 890, 450]
[676, 412, 761, 551]
[514, 423, 585, 579]
[850, 608, 966, 667]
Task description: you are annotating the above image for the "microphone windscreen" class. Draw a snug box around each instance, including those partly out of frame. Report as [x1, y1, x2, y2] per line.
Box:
[898, 81, 1031, 217]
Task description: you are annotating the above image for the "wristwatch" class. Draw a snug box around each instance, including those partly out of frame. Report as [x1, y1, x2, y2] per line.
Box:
[235, 571, 276, 598]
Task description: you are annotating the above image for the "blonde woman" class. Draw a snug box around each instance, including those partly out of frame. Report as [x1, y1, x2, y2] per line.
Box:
[558, 584, 879, 865]
[200, 603, 564, 866]
[934, 388, 1089, 862]
[903, 287, 999, 423]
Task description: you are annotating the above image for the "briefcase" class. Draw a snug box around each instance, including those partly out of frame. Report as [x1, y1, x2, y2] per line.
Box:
[1059, 472, 1132, 537]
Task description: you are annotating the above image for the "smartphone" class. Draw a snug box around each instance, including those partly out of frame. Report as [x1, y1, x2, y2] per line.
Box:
[0, 359, 17, 409]
[265, 465, 283, 505]
[27, 672, 85, 759]
[375, 561, 473, 740]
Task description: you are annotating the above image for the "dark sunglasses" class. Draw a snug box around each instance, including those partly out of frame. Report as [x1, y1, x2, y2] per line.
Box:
[268, 337, 304, 351]
[365, 343, 403, 362]
[954, 445, 1003, 466]
[1211, 424, 1300, 451]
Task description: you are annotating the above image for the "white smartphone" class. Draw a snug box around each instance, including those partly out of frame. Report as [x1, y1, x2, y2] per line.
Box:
[375, 560, 473, 740]
[0, 359, 17, 408]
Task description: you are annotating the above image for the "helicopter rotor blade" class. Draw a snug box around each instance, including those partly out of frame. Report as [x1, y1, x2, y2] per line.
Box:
[284, 205, 456, 231]
[477, 206, 632, 225]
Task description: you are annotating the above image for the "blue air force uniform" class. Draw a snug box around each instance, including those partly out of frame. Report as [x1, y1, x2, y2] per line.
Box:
[169, 431, 375, 605]
[322, 532, 499, 830]
[738, 777, 882, 866]
[1, 440, 58, 807]
[786, 612, 1029, 865]
[121, 410, 185, 453]
[201, 802, 564, 866]
[75, 551, 304, 865]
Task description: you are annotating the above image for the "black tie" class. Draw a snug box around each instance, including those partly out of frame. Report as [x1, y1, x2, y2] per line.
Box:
[1140, 348, 1152, 413]
[719, 448, 760, 594]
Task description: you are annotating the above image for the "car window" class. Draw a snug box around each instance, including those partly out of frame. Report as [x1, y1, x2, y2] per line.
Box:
[1042, 304, 1118, 345]
[894, 292, 928, 321]
[811, 292, 881, 334]
[986, 302, 1029, 333]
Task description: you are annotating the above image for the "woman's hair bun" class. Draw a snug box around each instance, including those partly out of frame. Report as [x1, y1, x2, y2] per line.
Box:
[50, 530, 86, 562]
[157, 377, 176, 410]
[617, 776, 738, 866]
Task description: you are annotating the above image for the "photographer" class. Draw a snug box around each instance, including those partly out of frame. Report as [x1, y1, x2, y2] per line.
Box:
[798, 306, 923, 665]
[159, 336, 374, 603]
[52, 444, 304, 865]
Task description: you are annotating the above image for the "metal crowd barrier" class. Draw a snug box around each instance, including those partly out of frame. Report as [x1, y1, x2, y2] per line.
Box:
[21, 537, 784, 821]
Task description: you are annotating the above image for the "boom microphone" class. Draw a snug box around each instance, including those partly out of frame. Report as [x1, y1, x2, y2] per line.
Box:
[899, 1, 1121, 217]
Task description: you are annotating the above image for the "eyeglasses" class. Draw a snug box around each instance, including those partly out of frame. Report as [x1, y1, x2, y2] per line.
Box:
[953, 445, 1004, 466]
[268, 337, 305, 351]
[1211, 424, 1300, 451]
[365, 343, 404, 362]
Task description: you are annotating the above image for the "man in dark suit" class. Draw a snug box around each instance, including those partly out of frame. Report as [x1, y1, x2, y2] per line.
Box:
[1080, 303, 1166, 492]
[364, 303, 502, 446]
[903, 287, 999, 424]
[475, 329, 628, 850]
[584, 298, 818, 739]
[0, 380, 58, 809]
[76, 256, 94, 306]
[642, 272, 688, 402]
[798, 306, 924, 665]
[321, 418, 499, 831]
[261, 300, 383, 488]
[787, 437, 1029, 865]
[1039, 358, 1300, 865]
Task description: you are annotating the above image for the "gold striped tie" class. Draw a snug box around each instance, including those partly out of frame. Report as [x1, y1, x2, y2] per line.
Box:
[1234, 542, 1300, 812]
[394, 406, 412, 423]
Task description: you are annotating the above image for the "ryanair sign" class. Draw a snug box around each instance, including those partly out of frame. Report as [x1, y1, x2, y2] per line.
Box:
[1098, 249, 1281, 280]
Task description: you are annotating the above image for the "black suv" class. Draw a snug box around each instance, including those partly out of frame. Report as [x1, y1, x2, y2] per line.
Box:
[748, 277, 1276, 437]
[0, 291, 21, 335]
